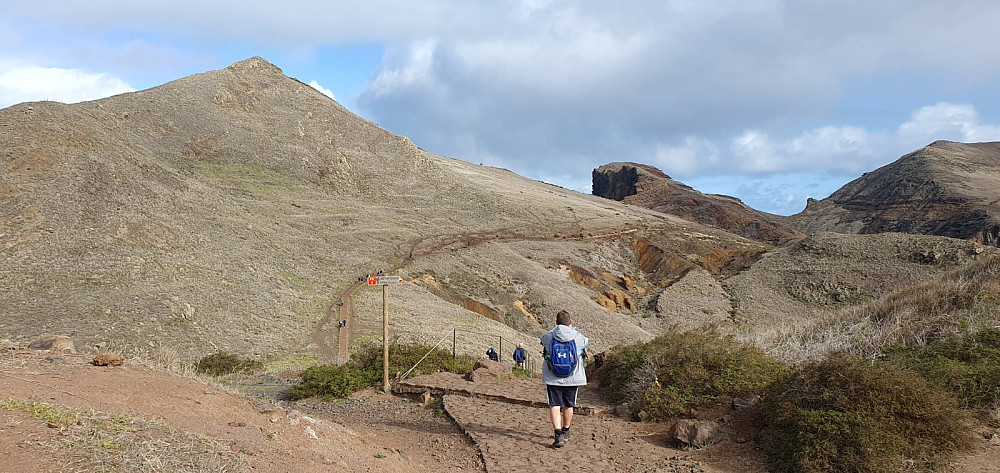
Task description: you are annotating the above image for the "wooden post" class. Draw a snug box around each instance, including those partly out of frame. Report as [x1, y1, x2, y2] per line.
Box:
[498, 336, 503, 362]
[453, 328, 457, 359]
[382, 284, 389, 393]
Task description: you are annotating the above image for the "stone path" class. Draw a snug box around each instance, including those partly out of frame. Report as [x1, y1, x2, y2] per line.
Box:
[397, 373, 720, 473]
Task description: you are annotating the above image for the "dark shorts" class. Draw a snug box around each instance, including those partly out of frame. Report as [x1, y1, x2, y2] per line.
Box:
[546, 385, 579, 408]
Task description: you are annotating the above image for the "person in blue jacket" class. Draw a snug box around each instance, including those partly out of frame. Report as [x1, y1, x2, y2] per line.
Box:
[513, 343, 527, 368]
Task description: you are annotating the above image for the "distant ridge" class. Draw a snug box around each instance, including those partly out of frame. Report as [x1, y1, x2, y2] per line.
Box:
[789, 140, 1000, 246]
[592, 162, 805, 245]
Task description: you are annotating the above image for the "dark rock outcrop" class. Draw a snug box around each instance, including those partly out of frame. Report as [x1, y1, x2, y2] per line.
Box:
[789, 141, 1000, 246]
[592, 163, 805, 246]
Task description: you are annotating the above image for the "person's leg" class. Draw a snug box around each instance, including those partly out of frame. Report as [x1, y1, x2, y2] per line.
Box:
[563, 407, 574, 429]
[549, 406, 563, 430]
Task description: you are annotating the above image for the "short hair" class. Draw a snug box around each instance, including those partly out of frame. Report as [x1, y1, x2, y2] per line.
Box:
[556, 310, 572, 326]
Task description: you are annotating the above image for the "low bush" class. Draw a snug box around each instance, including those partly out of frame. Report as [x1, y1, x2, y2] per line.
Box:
[884, 327, 1000, 418]
[195, 351, 263, 376]
[288, 343, 476, 401]
[760, 354, 971, 473]
[596, 330, 788, 421]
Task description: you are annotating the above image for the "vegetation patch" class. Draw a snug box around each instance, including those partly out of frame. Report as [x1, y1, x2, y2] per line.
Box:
[884, 327, 1000, 421]
[595, 330, 788, 421]
[760, 355, 971, 473]
[195, 351, 264, 376]
[293, 296, 328, 322]
[199, 162, 301, 194]
[288, 343, 476, 400]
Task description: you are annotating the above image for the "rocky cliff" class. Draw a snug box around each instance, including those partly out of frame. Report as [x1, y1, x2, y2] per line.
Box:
[592, 162, 805, 246]
[788, 141, 1000, 246]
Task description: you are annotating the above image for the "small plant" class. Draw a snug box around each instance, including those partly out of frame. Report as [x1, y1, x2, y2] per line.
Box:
[288, 344, 476, 400]
[374, 452, 387, 459]
[195, 351, 263, 376]
[511, 366, 533, 379]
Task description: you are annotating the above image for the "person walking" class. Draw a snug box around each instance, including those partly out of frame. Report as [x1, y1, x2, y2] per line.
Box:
[513, 343, 527, 369]
[541, 310, 589, 448]
[486, 346, 499, 362]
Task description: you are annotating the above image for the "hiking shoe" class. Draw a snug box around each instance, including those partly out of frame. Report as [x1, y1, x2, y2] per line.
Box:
[552, 432, 567, 448]
[561, 430, 571, 441]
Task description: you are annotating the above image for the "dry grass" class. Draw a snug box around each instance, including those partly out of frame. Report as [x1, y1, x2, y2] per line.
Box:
[786, 255, 1000, 361]
[1, 398, 248, 472]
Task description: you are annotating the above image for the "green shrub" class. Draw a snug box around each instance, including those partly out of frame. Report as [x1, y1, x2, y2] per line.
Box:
[884, 327, 1000, 415]
[761, 354, 971, 473]
[287, 343, 476, 401]
[195, 351, 263, 376]
[596, 330, 788, 420]
[289, 364, 378, 399]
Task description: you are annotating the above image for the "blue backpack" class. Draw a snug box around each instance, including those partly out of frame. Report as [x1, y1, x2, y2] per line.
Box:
[547, 338, 578, 377]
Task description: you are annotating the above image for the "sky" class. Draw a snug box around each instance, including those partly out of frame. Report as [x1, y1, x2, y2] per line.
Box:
[3, 1, 1000, 215]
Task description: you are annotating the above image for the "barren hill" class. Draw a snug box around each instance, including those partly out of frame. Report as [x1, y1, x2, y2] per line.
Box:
[592, 162, 805, 245]
[0, 57, 775, 363]
[789, 140, 1000, 246]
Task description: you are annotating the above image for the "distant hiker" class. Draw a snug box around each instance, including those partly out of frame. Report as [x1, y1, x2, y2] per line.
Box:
[338, 320, 346, 328]
[486, 346, 499, 362]
[513, 343, 527, 369]
[541, 309, 590, 448]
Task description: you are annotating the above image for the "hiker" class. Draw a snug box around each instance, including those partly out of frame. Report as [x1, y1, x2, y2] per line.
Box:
[540, 309, 590, 448]
[486, 346, 499, 362]
[513, 343, 527, 368]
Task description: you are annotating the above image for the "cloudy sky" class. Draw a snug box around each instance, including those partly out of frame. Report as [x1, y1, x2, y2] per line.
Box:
[3, 1, 1000, 215]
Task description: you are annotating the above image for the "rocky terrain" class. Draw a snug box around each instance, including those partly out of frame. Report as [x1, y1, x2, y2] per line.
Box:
[789, 140, 1000, 246]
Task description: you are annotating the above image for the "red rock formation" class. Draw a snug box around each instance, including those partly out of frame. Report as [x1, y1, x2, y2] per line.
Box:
[593, 163, 805, 246]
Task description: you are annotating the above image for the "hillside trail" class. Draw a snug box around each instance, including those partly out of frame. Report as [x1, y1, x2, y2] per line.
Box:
[311, 226, 643, 364]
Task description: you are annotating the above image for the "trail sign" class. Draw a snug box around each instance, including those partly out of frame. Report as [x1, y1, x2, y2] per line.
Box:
[368, 276, 403, 286]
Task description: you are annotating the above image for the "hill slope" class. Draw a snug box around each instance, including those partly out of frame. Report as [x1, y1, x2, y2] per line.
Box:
[789, 140, 1000, 245]
[1, 57, 770, 362]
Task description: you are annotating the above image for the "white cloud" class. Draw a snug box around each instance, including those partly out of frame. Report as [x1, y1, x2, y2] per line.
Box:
[898, 103, 1000, 144]
[307, 80, 336, 100]
[0, 65, 134, 108]
[368, 39, 439, 98]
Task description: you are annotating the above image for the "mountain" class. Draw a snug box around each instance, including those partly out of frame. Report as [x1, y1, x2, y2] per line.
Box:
[1, 57, 774, 362]
[5, 57, 996, 369]
[789, 140, 1000, 246]
[592, 162, 805, 245]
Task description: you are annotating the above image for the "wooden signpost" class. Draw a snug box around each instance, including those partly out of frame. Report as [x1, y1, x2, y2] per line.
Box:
[368, 275, 403, 392]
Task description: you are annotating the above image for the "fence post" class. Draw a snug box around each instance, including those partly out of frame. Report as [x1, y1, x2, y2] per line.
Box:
[498, 336, 503, 362]
[453, 328, 456, 359]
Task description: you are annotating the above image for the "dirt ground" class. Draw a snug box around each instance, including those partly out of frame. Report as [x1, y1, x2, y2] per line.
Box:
[2, 349, 999, 472]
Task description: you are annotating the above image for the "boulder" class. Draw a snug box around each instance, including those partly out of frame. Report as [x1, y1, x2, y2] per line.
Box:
[464, 359, 510, 383]
[668, 419, 722, 448]
[92, 353, 125, 366]
[28, 335, 76, 354]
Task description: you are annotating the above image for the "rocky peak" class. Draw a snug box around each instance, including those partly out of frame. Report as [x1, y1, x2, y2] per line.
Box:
[592, 163, 804, 246]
